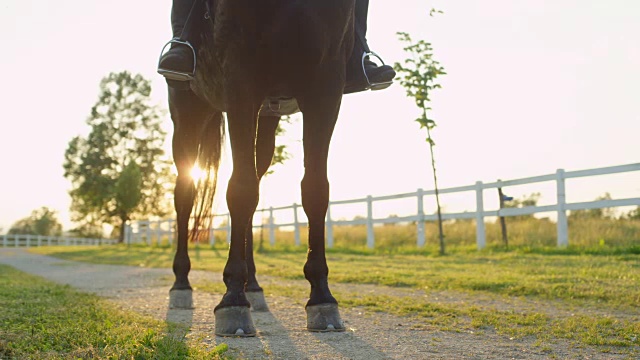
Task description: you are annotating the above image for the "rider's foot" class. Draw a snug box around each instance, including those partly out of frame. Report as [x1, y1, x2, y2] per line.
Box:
[345, 56, 396, 94]
[364, 58, 396, 85]
[158, 42, 195, 81]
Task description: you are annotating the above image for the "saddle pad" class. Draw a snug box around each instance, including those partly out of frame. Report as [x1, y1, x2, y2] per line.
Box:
[259, 97, 300, 117]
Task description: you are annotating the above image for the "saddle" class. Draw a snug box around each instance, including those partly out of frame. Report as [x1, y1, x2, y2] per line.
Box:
[157, 0, 392, 116]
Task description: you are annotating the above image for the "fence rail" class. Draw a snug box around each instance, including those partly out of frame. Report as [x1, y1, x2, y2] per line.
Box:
[1, 234, 117, 248]
[125, 163, 640, 249]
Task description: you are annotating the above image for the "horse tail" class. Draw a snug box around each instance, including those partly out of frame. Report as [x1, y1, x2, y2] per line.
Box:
[190, 111, 225, 243]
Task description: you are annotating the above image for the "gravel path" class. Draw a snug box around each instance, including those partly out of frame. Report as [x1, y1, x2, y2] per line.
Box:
[0, 249, 634, 359]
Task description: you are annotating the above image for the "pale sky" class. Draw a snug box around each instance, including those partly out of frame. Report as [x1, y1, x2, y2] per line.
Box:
[1, 1, 639, 231]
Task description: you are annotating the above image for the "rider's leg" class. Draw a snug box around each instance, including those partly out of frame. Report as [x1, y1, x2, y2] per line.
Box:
[158, 0, 198, 81]
[346, 0, 396, 93]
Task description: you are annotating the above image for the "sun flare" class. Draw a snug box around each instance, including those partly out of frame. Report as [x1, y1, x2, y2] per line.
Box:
[190, 166, 205, 183]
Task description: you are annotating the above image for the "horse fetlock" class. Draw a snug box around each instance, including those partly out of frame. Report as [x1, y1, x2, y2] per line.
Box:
[215, 289, 251, 311]
[303, 258, 329, 281]
[223, 260, 248, 287]
[170, 281, 192, 291]
[306, 287, 338, 307]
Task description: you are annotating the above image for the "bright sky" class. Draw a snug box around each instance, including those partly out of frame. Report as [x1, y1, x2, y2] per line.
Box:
[2, 1, 640, 232]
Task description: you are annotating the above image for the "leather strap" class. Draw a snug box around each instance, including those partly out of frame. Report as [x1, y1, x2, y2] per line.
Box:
[179, 0, 207, 42]
[353, 13, 371, 54]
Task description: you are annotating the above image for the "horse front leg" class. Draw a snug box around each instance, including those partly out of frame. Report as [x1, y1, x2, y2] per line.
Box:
[299, 92, 345, 332]
[213, 103, 260, 337]
[245, 115, 280, 311]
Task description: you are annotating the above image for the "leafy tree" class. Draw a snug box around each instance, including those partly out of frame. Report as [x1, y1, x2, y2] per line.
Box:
[394, 20, 447, 254]
[9, 207, 63, 236]
[267, 116, 293, 176]
[503, 193, 541, 221]
[626, 206, 640, 220]
[68, 222, 105, 239]
[63, 71, 174, 243]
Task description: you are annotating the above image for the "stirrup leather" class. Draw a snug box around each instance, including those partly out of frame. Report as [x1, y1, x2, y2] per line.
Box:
[157, 39, 197, 81]
[362, 51, 393, 91]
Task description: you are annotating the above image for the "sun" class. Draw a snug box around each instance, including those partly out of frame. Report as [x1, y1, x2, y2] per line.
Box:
[190, 166, 205, 183]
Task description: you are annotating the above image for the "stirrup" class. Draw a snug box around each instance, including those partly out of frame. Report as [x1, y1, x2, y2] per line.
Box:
[362, 52, 393, 91]
[157, 39, 197, 81]
[344, 51, 393, 94]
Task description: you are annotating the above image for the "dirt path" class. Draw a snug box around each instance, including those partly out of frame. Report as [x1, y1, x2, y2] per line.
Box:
[0, 249, 633, 359]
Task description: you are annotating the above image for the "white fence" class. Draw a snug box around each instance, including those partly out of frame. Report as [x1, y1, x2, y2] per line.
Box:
[1, 234, 117, 248]
[126, 163, 640, 249]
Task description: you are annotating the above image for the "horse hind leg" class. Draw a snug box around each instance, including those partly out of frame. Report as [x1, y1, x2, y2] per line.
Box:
[299, 91, 345, 332]
[244, 115, 281, 312]
[168, 88, 218, 309]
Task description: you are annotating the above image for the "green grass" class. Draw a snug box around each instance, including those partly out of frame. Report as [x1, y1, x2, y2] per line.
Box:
[28, 245, 640, 353]
[32, 244, 640, 311]
[0, 264, 228, 359]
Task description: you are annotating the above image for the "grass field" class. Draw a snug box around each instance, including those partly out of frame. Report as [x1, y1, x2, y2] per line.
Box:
[0, 264, 228, 359]
[31, 243, 640, 353]
[243, 217, 640, 250]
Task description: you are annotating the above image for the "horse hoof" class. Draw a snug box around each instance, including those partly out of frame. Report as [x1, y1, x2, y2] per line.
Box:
[214, 306, 256, 337]
[169, 289, 194, 309]
[306, 303, 345, 332]
[246, 290, 269, 312]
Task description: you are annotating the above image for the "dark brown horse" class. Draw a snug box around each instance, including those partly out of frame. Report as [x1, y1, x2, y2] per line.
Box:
[168, 0, 354, 336]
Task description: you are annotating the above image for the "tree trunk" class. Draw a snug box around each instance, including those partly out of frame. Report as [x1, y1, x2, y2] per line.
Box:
[118, 216, 127, 243]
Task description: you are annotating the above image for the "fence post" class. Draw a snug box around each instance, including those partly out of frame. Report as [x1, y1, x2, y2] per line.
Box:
[416, 188, 426, 247]
[268, 207, 275, 246]
[556, 169, 569, 247]
[47, 236, 52, 246]
[497, 180, 509, 248]
[293, 203, 301, 246]
[156, 220, 162, 246]
[15, 235, 20, 247]
[326, 203, 334, 248]
[366, 195, 375, 249]
[3, 234, 7, 247]
[226, 214, 232, 245]
[37, 235, 42, 247]
[475, 181, 486, 250]
[145, 221, 151, 246]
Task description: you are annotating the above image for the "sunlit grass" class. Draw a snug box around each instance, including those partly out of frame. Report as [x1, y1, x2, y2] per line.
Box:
[32, 243, 640, 311]
[0, 265, 228, 359]
[193, 280, 640, 349]
[131, 217, 640, 254]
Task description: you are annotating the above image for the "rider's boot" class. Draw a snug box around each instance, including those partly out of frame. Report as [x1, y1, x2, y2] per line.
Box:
[345, 0, 396, 94]
[158, 0, 198, 83]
